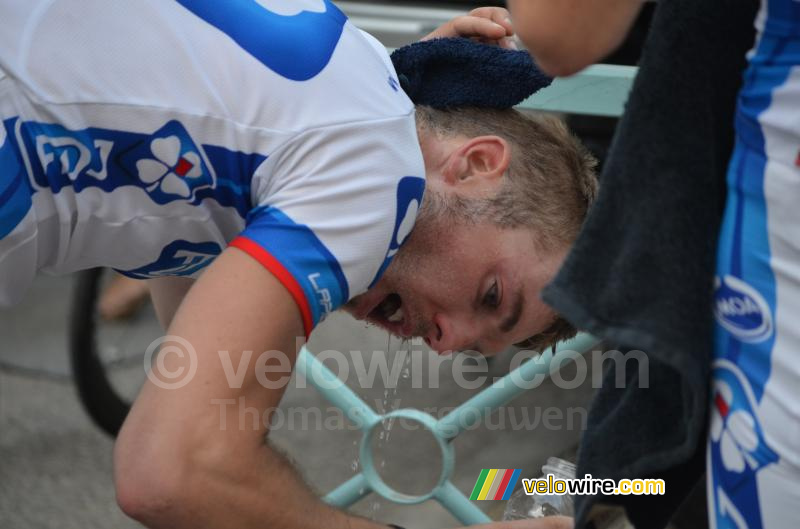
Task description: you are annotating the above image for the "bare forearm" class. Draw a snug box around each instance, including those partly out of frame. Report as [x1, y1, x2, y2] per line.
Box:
[124, 434, 378, 529]
[116, 377, 384, 529]
[508, 0, 643, 76]
[116, 248, 386, 529]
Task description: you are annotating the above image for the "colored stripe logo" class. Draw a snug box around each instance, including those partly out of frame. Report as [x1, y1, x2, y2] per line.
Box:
[470, 469, 521, 500]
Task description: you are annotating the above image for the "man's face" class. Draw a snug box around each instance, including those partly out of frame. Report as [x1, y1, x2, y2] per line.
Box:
[345, 214, 567, 356]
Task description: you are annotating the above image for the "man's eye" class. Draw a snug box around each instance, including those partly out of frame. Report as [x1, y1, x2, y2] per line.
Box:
[483, 281, 500, 309]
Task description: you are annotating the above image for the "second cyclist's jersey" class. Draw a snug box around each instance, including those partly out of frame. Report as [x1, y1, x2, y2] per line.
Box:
[709, 1, 800, 528]
[0, 0, 425, 334]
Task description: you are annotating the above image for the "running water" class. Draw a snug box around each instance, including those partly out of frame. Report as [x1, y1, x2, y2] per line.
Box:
[383, 338, 412, 443]
[368, 335, 413, 518]
[350, 438, 359, 473]
[347, 333, 416, 518]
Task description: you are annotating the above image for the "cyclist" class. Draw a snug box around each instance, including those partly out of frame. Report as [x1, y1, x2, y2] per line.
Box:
[0, 2, 594, 528]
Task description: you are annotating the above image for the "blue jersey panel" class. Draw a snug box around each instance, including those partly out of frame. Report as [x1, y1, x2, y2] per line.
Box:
[241, 206, 348, 325]
[176, 0, 347, 81]
[0, 119, 32, 238]
[369, 175, 425, 288]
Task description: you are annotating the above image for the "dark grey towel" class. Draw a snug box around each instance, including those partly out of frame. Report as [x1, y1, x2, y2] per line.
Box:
[539, 0, 759, 527]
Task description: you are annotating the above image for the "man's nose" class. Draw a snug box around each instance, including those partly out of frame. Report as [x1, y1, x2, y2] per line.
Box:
[426, 313, 482, 354]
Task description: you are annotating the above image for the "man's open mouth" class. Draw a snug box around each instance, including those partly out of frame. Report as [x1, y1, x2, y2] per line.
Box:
[366, 292, 409, 337]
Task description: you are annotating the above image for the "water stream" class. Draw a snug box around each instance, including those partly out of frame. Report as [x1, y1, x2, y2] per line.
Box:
[347, 333, 415, 518]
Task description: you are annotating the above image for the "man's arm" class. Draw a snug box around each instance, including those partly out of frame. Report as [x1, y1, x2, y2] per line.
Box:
[507, 0, 644, 76]
[114, 247, 384, 529]
[119, 253, 577, 529]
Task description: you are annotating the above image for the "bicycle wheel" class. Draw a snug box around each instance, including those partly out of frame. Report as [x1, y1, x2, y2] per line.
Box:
[68, 268, 159, 437]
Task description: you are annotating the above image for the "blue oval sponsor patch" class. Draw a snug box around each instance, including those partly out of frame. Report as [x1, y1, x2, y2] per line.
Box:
[714, 275, 773, 343]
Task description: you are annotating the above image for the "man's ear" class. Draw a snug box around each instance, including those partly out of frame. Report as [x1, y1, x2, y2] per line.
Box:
[442, 135, 510, 197]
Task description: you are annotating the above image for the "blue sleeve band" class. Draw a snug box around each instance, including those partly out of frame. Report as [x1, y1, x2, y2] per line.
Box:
[240, 206, 348, 326]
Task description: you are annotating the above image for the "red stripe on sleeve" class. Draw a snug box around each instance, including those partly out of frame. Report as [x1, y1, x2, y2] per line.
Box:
[229, 236, 313, 338]
[494, 468, 515, 500]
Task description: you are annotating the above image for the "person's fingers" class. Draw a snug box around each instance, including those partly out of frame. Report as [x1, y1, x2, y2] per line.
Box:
[469, 6, 513, 35]
[499, 36, 518, 50]
[421, 8, 518, 48]
[470, 35, 517, 50]
[449, 15, 509, 41]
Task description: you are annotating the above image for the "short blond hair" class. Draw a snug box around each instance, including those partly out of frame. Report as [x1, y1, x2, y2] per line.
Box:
[415, 106, 597, 249]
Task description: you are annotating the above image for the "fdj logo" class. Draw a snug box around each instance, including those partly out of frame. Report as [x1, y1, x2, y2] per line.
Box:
[714, 275, 773, 343]
[35, 135, 112, 182]
[120, 240, 222, 279]
[24, 120, 216, 204]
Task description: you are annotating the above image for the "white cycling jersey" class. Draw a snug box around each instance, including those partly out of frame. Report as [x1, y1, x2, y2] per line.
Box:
[0, 0, 425, 335]
[710, 0, 800, 527]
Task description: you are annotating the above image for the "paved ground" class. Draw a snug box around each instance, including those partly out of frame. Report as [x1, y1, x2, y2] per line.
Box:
[0, 274, 598, 528]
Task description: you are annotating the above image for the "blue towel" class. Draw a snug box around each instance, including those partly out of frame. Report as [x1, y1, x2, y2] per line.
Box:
[390, 37, 552, 109]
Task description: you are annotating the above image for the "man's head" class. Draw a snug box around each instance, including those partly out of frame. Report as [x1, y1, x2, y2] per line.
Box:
[346, 107, 597, 355]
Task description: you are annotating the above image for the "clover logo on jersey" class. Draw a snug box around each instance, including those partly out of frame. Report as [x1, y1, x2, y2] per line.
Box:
[136, 137, 203, 198]
[119, 121, 214, 204]
[709, 360, 779, 529]
[710, 363, 777, 476]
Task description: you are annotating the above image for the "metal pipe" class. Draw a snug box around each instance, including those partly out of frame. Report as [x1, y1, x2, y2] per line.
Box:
[436, 481, 492, 525]
[324, 473, 373, 506]
[434, 334, 599, 439]
[296, 347, 380, 428]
